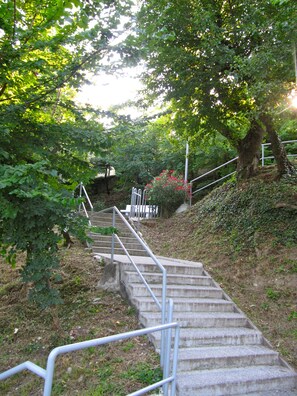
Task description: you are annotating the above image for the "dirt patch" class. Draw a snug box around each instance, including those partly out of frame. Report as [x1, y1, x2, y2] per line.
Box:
[0, 243, 161, 395]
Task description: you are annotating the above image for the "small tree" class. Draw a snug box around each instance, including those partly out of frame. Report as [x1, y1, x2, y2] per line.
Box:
[145, 170, 189, 217]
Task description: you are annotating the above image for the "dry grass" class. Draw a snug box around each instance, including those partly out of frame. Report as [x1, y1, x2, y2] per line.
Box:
[0, 243, 161, 395]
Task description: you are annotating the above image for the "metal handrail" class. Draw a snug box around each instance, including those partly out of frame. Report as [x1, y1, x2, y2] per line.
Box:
[190, 140, 297, 204]
[75, 185, 168, 352]
[79, 182, 93, 210]
[0, 322, 180, 396]
[190, 157, 238, 184]
[189, 157, 238, 205]
[74, 182, 93, 225]
[261, 139, 297, 166]
[101, 206, 168, 366]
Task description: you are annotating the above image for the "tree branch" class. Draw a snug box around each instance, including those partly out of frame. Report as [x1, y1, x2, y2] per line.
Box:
[0, 83, 8, 98]
[13, 0, 17, 42]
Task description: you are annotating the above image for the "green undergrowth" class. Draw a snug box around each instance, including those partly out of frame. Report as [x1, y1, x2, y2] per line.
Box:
[196, 174, 297, 252]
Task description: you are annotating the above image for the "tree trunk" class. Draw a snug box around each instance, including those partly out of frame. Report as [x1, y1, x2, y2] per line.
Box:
[236, 119, 265, 180]
[261, 114, 296, 178]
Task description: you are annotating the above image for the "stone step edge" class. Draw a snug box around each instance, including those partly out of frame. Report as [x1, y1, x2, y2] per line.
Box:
[176, 365, 297, 389]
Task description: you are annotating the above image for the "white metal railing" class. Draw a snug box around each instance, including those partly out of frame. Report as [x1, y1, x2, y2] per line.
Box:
[261, 139, 297, 166]
[101, 206, 169, 370]
[189, 157, 238, 205]
[0, 321, 180, 396]
[125, 187, 158, 220]
[75, 182, 93, 225]
[190, 140, 297, 204]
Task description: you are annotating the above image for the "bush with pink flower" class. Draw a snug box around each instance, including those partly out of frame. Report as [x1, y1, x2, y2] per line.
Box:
[145, 170, 190, 217]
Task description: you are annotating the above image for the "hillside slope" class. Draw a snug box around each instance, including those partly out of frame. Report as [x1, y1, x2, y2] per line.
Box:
[141, 171, 297, 369]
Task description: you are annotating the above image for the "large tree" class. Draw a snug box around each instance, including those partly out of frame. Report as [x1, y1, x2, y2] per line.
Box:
[0, 0, 131, 307]
[131, 0, 296, 179]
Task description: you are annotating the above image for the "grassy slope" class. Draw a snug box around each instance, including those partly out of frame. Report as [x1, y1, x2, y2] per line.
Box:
[0, 244, 161, 395]
[141, 169, 297, 369]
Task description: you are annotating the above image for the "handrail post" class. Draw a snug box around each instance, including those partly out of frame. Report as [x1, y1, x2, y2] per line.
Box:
[137, 189, 141, 221]
[111, 208, 116, 264]
[78, 182, 83, 212]
[171, 324, 180, 396]
[163, 299, 173, 396]
[160, 268, 167, 368]
[261, 144, 265, 167]
[43, 350, 58, 396]
[79, 182, 83, 198]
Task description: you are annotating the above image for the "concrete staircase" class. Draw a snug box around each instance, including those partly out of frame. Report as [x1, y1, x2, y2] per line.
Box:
[91, 211, 297, 395]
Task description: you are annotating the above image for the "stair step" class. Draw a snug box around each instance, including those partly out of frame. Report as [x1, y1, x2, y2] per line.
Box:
[122, 271, 213, 286]
[127, 284, 223, 299]
[139, 311, 247, 328]
[92, 241, 144, 250]
[176, 345, 280, 371]
[122, 261, 204, 276]
[92, 247, 146, 256]
[124, 280, 213, 298]
[89, 234, 136, 242]
[151, 327, 263, 349]
[176, 365, 297, 396]
[134, 297, 235, 313]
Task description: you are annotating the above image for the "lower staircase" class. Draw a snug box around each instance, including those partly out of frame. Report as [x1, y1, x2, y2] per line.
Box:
[90, 211, 297, 395]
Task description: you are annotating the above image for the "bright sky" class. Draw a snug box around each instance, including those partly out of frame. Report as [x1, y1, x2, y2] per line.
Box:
[76, 68, 144, 117]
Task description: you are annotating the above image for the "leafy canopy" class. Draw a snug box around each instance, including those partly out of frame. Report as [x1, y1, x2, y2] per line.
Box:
[0, 0, 131, 308]
[129, 0, 297, 177]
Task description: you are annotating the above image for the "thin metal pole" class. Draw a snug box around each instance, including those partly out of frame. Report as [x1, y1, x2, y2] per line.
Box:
[163, 299, 173, 395]
[160, 269, 167, 368]
[171, 325, 180, 396]
[184, 140, 189, 184]
[261, 144, 265, 167]
[111, 208, 115, 264]
[293, 42, 297, 85]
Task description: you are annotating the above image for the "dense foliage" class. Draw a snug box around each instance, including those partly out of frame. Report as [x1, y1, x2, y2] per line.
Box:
[129, 0, 297, 178]
[0, 0, 131, 307]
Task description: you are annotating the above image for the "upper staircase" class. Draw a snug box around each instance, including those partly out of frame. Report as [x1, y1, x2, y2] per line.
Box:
[89, 211, 297, 396]
[88, 211, 147, 256]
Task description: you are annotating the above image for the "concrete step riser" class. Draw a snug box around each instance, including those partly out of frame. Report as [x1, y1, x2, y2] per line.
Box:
[124, 267, 210, 284]
[152, 333, 263, 349]
[122, 272, 213, 286]
[177, 352, 280, 372]
[135, 299, 234, 313]
[89, 235, 137, 243]
[123, 284, 226, 303]
[139, 314, 247, 328]
[90, 228, 132, 238]
[122, 263, 204, 276]
[127, 285, 223, 299]
[92, 242, 144, 250]
[92, 248, 146, 256]
[177, 376, 297, 396]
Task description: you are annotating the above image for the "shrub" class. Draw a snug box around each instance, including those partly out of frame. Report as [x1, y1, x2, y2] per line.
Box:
[145, 170, 190, 217]
[93, 200, 106, 212]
